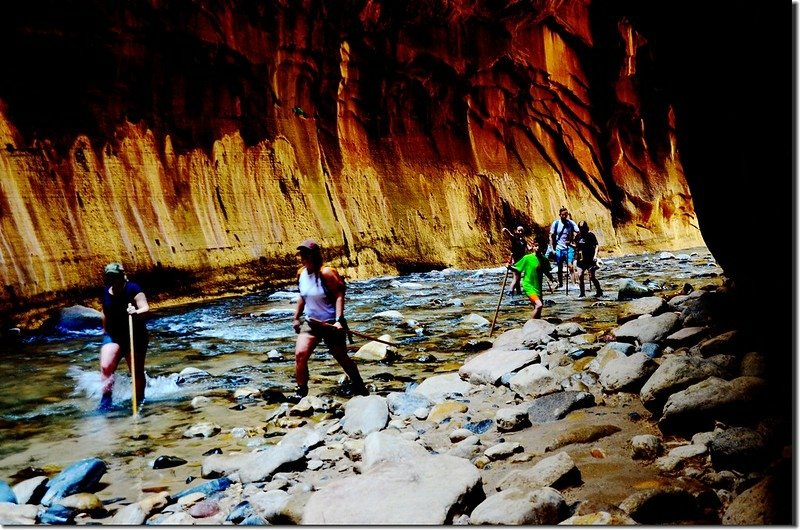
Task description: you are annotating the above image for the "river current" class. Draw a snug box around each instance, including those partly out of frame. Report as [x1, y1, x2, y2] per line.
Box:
[0, 247, 720, 496]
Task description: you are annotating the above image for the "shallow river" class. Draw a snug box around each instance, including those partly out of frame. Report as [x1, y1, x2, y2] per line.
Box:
[0, 247, 720, 499]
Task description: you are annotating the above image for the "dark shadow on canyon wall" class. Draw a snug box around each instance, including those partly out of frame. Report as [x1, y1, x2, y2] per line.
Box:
[614, 1, 793, 418]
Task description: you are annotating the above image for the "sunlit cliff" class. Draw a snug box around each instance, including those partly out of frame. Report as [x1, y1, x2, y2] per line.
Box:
[0, 0, 728, 323]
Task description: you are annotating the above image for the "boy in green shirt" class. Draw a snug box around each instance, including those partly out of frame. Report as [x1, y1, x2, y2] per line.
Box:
[514, 238, 556, 319]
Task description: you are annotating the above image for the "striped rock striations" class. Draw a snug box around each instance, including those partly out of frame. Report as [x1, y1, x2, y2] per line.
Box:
[0, 0, 714, 323]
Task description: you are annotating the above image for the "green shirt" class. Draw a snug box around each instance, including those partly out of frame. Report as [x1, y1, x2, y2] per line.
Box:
[515, 253, 549, 297]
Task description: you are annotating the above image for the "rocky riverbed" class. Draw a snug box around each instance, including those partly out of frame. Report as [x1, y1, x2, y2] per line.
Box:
[0, 256, 792, 525]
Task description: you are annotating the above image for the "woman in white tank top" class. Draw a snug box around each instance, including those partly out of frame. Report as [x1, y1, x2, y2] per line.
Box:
[290, 239, 368, 402]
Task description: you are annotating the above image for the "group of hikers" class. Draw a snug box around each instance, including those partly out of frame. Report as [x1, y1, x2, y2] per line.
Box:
[96, 238, 368, 412]
[501, 206, 603, 320]
[95, 205, 602, 412]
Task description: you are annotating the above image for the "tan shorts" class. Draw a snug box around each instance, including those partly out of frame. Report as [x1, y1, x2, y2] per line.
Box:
[299, 319, 346, 348]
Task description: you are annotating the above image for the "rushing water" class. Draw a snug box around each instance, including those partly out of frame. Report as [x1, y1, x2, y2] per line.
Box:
[0, 247, 720, 494]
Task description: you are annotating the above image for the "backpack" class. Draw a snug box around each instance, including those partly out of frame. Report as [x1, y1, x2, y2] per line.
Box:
[320, 266, 346, 304]
[552, 219, 576, 245]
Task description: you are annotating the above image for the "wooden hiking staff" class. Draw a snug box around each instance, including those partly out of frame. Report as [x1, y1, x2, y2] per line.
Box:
[307, 318, 398, 348]
[489, 267, 511, 337]
[128, 313, 138, 416]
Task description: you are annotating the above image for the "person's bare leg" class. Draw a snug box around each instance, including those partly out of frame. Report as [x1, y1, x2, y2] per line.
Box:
[294, 333, 319, 394]
[510, 270, 522, 295]
[331, 343, 368, 395]
[528, 293, 543, 319]
[579, 269, 586, 297]
[100, 342, 121, 395]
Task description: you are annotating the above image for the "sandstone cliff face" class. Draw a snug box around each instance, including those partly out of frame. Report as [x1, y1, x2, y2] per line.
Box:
[0, 0, 706, 322]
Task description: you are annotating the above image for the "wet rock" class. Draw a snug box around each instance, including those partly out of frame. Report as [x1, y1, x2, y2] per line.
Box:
[55, 305, 102, 332]
[39, 504, 76, 524]
[0, 481, 16, 503]
[495, 406, 530, 432]
[639, 342, 662, 358]
[427, 401, 467, 423]
[459, 348, 540, 385]
[722, 467, 793, 525]
[203, 427, 321, 483]
[484, 442, 523, 460]
[497, 452, 580, 491]
[665, 326, 708, 347]
[341, 395, 389, 437]
[659, 376, 768, 436]
[302, 449, 482, 524]
[617, 296, 668, 323]
[617, 279, 653, 300]
[249, 490, 290, 522]
[709, 427, 769, 472]
[11, 476, 47, 505]
[526, 391, 595, 424]
[0, 502, 38, 524]
[619, 487, 699, 524]
[40, 457, 107, 506]
[509, 364, 561, 399]
[463, 419, 493, 434]
[560, 510, 638, 524]
[469, 487, 565, 525]
[655, 443, 707, 472]
[183, 422, 221, 438]
[57, 492, 105, 513]
[412, 373, 472, 403]
[598, 352, 657, 392]
[385, 391, 432, 416]
[153, 455, 188, 469]
[187, 499, 220, 518]
[173, 477, 232, 500]
[611, 312, 680, 344]
[640, 355, 734, 412]
[545, 424, 621, 452]
[631, 434, 662, 459]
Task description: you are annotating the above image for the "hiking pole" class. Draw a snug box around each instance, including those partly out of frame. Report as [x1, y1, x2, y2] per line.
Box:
[546, 276, 555, 294]
[308, 318, 398, 348]
[489, 267, 511, 337]
[128, 313, 138, 416]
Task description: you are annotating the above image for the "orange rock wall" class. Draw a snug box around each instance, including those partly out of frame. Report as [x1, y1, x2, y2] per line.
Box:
[0, 0, 704, 321]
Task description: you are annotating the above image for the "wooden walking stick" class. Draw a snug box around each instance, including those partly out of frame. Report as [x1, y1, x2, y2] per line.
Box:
[128, 313, 138, 416]
[489, 267, 511, 337]
[307, 318, 399, 348]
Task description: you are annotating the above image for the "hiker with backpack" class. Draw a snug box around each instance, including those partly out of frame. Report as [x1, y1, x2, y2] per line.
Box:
[550, 206, 579, 288]
[501, 225, 531, 296]
[290, 239, 368, 402]
[574, 220, 604, 298]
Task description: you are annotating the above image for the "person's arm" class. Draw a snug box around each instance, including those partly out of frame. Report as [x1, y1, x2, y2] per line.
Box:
[592, 233, 600, 261]
[501, 227, 512, 239]
[322, 267, 346, 329]
[293, 295, 306, 333]
[127, 292, 149, 315]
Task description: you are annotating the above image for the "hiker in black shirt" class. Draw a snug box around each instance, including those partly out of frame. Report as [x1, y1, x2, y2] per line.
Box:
[502, 225, 531, 296]
[575, 221, 604, 297]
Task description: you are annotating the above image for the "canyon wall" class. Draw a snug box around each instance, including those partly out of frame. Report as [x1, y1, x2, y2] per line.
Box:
[0, 0, 728, 324]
